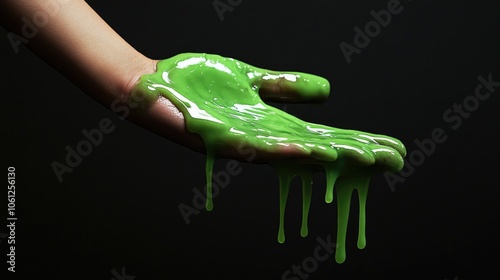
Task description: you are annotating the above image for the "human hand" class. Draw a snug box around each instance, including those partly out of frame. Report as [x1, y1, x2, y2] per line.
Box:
[131, 53, 406, 172]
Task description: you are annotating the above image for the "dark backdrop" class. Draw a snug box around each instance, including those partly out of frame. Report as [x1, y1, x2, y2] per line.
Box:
[2, 0, 499, 279]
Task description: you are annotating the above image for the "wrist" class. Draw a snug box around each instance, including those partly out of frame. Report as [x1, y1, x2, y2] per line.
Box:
[122, 55, 159, 100]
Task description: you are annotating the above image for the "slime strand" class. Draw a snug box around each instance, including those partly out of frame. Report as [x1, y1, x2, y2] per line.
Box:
[334, 176, 355, 264]
[300, 173, 313, 237]
[324, 163, 341, 203]
[356, 176, 370, 250]
[205, 149, 215, 211]
[277, 171, 293, 244]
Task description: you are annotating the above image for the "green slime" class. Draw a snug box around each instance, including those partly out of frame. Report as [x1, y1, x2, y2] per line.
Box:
[132, 53, 406, 264]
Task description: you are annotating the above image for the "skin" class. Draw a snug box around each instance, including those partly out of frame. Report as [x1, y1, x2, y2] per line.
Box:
[0, 0, 188, 151]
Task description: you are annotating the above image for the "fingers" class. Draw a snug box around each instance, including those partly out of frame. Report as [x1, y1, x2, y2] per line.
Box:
[303, 123, 406, 170]
[356, 133, 407, 158]
[249, 67, 331, 103]
[370, 146, 405, 172]
[202, 54, 330, 103]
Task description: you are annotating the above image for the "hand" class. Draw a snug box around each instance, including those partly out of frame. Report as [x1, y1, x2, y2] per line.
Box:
[131, 53, 406, 173]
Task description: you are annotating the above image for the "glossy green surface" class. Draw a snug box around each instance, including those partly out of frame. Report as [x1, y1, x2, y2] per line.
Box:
[132, 53, 406, 263]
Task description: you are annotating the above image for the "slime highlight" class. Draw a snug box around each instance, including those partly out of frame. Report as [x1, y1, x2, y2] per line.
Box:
[132, 53, 406, 264]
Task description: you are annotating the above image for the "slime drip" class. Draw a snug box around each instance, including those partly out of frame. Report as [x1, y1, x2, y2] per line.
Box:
[273, 164, 370, 263]
[132, 53, 406, 264]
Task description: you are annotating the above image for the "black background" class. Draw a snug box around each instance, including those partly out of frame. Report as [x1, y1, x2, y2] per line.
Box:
[2, 0, 500, 279]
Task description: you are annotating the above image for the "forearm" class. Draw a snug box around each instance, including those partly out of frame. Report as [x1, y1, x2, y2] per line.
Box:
[1, 0, 203, 151]
[0, 0, 155, 105]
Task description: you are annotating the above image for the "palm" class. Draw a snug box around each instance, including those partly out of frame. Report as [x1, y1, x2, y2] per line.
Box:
[132, 53, 406, 172]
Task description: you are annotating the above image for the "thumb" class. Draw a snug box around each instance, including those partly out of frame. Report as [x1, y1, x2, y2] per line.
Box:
[249, 66, 331, 103]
